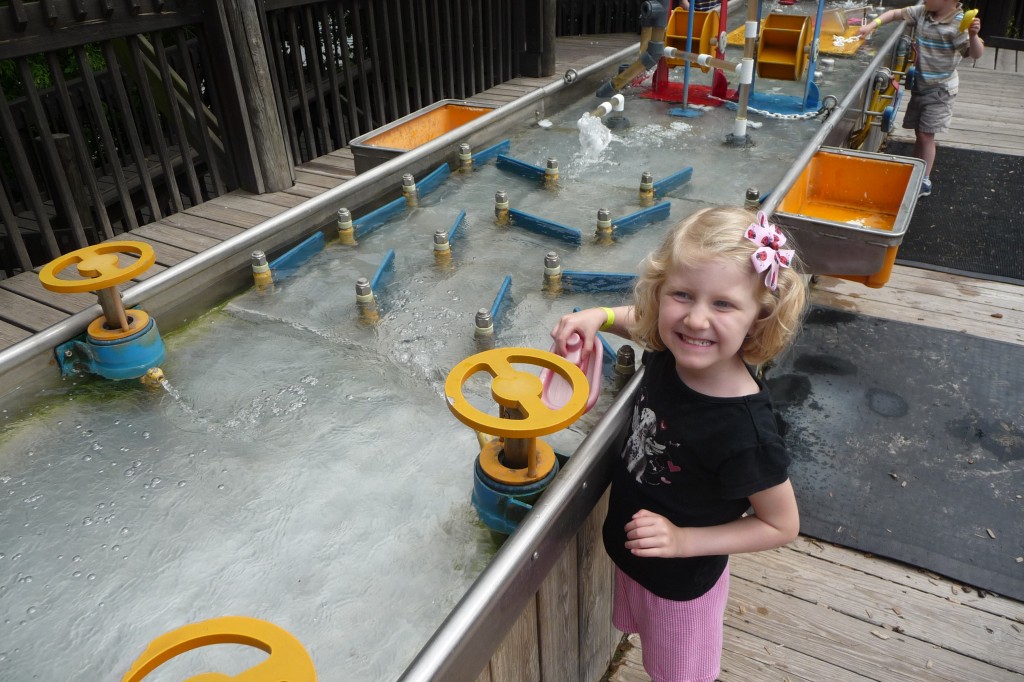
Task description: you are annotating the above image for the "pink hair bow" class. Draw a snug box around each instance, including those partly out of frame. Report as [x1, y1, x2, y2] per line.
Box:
[744, 212, 794, 291]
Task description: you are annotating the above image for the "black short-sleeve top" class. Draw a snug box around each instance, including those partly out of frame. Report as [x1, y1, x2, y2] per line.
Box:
[603, 349, 790, 601]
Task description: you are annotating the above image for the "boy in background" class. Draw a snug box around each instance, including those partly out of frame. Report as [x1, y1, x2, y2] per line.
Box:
[860, 0, 985, 196]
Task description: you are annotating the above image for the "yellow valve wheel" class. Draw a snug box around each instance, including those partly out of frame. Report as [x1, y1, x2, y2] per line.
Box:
[39, 241, 155, 294]
[121, 616, 316, 682]
[959, 8, 978, 33]
[445, 347, 588, 438]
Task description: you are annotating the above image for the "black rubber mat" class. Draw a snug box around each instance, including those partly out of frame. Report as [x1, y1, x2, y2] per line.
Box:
[884, 141, 1024, 284]
[766, 306, 1024, 600]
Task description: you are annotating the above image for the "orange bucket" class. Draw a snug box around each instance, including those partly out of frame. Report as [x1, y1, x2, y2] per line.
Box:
[773, 147, 925, 288]
[350, 99, 497, 173]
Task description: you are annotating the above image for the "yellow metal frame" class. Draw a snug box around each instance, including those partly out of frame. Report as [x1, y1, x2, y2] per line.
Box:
[757, 13, 812, 81]
[665, 8, 720, 72]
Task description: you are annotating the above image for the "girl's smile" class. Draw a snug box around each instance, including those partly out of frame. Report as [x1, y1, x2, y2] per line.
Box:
[680, 335, 712, 347]
[657, 259, 763, 395]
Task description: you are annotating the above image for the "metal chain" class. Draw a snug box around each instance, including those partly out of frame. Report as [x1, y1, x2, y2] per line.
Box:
[712, 94, 839, 121]
[745, 106, 825, 121]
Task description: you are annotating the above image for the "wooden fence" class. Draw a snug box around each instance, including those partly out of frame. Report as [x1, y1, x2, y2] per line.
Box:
[0, 0, 644, 280]
[557, 0, 643, 36]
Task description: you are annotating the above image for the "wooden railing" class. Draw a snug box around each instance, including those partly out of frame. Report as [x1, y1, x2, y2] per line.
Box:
[0, 1, 269, 278]
[262, 0, 517, 162]
[0, 0, 641, 279]
[978, 36, 1024, 72]
[556, 0, 643, 36]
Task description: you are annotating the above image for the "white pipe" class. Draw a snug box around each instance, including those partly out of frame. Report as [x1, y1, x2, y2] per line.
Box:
[739, 57, 755, 84]
[732, 117, 748, 139]
[663, 46, 740, 73]
[611, 94, 625, 112]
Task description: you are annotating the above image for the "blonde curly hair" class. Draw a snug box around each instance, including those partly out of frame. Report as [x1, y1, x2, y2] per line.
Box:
[630, 206, 807, 366]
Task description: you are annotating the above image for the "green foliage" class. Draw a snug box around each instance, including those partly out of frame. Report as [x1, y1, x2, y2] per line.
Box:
[0, 44, 107, 99]
[1007, 16, 1020, 39]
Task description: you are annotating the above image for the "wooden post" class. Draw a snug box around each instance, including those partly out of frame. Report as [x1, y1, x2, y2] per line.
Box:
[205, 0, 293, 193]
[541, 0, 556, 77]
[519, 0, 557, 78]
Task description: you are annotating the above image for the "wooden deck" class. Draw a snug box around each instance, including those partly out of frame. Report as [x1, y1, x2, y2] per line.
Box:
[609, 537, 1024, 681]
[1, 31, 1022, 682]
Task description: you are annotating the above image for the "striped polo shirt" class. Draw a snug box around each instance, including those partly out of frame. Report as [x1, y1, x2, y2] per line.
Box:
[902, 3, 972, 93]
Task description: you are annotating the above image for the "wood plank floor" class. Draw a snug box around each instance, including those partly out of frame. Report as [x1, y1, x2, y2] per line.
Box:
[608, 536, 1024, 682]
[888, 50, 1024, 157]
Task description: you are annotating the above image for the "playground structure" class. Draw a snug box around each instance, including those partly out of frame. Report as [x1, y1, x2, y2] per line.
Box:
[598, 0, 888, 140]
[847, 31, 914, 151]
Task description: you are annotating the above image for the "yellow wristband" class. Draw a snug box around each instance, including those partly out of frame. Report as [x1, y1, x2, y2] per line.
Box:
[600, 307, 615, 331]
[873, 16, 883, 27]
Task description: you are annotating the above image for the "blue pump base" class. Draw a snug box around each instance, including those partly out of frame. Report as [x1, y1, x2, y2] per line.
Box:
[55, 316, 166, 381]
[471, 452, 567, 535]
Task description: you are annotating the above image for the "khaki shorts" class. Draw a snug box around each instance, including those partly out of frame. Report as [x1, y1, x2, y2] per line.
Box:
[902, 86, 956, 134]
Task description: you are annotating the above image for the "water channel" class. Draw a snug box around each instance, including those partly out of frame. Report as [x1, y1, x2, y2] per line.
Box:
[0, 13, 898, 680]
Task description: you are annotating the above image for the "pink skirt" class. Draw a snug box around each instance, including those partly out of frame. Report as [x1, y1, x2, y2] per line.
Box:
[612, 564, 729, 682]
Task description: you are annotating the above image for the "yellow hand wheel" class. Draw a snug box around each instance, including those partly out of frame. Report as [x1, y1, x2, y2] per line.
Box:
[445, 347, 588, 439]
[39, 241, 155, 294]
[959, 8, 978, 33]
[121, 616, 316, 682]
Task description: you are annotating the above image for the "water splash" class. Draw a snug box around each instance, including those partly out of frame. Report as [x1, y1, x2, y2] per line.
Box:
[158, 379, 179, 402]
[576, 112, 613, 163]
[158, 379, 208, 428]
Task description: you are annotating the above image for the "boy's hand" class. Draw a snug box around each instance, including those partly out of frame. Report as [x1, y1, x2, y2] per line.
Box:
[968, 17, 981, 36]
[857, 21, 877, 37]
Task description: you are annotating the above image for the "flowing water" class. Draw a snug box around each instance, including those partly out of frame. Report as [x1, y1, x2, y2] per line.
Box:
[0, 17, 895, 680]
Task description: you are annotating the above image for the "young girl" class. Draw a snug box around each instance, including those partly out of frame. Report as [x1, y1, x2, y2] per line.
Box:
[550, 206, 807, 682]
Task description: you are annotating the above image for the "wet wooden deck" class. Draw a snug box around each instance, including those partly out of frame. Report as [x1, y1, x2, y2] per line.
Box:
[2, 31, 1022, 682]
[609, 536, 1024, 681]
